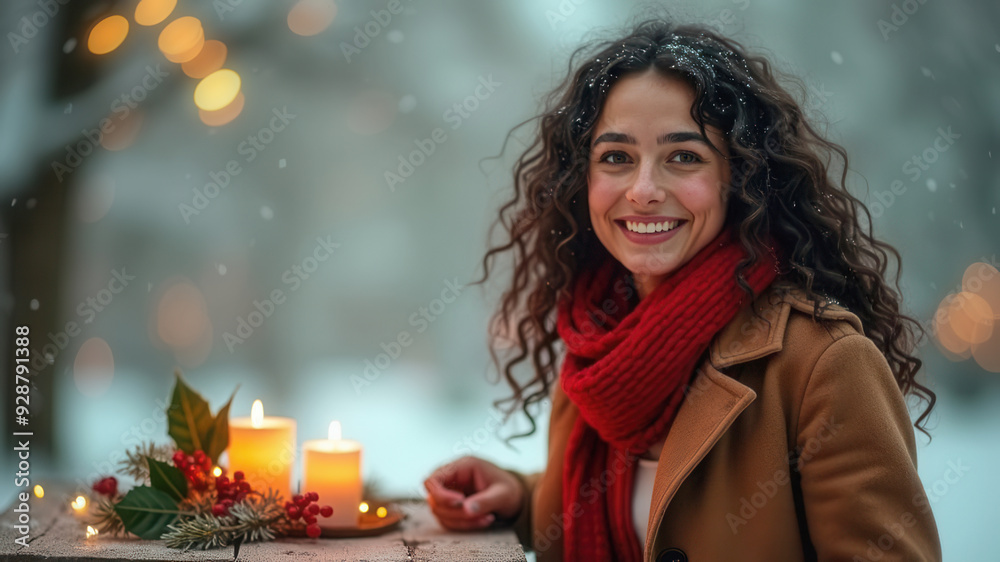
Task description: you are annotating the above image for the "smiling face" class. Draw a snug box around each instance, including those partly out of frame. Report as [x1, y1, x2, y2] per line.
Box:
[587, 69, 731, 300]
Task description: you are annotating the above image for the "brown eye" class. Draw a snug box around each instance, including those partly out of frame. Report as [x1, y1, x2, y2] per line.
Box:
[600, 151, 630, 165]
[671, 152, 702, 164]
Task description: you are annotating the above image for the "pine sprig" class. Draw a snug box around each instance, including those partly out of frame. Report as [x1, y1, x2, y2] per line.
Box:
[162, 488, 286, 550]
[89, 496, 126, 537]
[119, 442, 174, 483]
[162, 514, 231, 550]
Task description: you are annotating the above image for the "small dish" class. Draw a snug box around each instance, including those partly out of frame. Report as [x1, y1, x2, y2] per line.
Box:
[318, 504, 405, 538]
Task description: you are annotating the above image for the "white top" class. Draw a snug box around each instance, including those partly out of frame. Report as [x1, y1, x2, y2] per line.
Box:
[632, 456, 660, 547]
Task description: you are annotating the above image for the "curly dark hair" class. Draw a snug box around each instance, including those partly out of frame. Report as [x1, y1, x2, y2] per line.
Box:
[474, 18, 936, 440]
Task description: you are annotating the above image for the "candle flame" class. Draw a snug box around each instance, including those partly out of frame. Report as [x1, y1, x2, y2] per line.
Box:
[359, 502, 369, 513]
[328, 420, 342, 441]
[251, 399, 264, 428]
[33, 485, 44, 498]
[86, 525, 99, 538]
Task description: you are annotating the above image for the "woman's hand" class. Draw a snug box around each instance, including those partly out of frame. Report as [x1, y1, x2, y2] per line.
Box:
[423, 456, 524, 531]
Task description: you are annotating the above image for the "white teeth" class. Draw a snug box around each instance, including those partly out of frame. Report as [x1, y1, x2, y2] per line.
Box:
[624, 220, 681, 233]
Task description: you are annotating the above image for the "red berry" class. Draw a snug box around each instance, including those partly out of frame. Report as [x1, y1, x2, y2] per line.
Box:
[307, 503, 320, 515]
[319, 506, 333, 518]
[238, 481, 251, 492]
[212, 503, 228, 517]
[306, 523, 321, 538]
[304, 514, 317, 525]
[287, 506, 300, 519]
[234, 471, 244, 481]
[92, 476, 118, 497]
[292, 494, 303, 504]
[172, 451, 186, 465]
[307, 492, 319, 502]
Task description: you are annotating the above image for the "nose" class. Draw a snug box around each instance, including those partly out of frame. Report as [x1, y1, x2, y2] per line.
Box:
[626, 162, 665, 206]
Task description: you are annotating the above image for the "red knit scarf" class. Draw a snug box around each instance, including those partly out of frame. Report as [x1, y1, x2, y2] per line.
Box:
[556, 225, 781, 561]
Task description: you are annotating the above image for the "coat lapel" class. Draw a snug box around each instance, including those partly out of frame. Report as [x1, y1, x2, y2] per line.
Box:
[642, 284, 795, 559]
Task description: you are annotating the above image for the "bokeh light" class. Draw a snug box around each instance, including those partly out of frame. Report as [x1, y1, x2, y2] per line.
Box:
[154, 280, 210, 350]
[100, 110, 144, 151]
[158, 16, 205, 63]
[346, 90, 397, 135]
[963, 262, 1000, 318]
[947, 291, 993, 345]
[194, 69, 242, 111]
[73, 337, 115, 398]
[182, 39, 228, 79]
[198, 91, 245, 127]
[88, 15, 129, 55]
[75, 174, 116, 224]
[288, 0, 338, 36]
[135, 0, 177, 26]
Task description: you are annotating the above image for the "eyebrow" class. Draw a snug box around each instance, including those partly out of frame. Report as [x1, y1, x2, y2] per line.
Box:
[591, 131, 713, 148]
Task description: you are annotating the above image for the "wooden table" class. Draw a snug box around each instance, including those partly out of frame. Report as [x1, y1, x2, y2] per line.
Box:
[0, 488, 527, 561]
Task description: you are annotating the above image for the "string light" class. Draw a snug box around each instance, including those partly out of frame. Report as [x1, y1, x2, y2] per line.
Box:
[358, 502, 369, 513]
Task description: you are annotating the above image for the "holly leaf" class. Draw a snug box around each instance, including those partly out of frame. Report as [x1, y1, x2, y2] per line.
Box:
[203, 388, 237, 464]
[167, 370, 213, 455]
[147, 457, 188, 502]
[113, 486, 180, 539]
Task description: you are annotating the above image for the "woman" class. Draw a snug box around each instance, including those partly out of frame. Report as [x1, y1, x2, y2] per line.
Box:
[423, 18, 941, 562]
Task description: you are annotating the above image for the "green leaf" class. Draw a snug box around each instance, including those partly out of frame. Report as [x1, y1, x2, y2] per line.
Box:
[203, 388, 237, 464]
[167, 370, 213, 454]
[113, 486, 181, 539]
[147, 457, 188, 502]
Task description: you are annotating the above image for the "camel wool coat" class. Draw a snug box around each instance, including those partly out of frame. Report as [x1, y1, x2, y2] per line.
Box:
[507, 281, 942, 562]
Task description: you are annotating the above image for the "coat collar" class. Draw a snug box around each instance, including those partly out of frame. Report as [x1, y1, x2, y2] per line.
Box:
[708, 280, 865, 370]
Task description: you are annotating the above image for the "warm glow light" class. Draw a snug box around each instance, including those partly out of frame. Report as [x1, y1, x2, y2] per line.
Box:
[212, 466, 223, 477]
[73, 337, 115, 398]
[71, 495, 88, 511]
[158, 16, 204, 63]
[328, 421, 342, 441]
[33, 485, 44, 498]
[251, 400, 264, 428]
[194, 69, 241, 111]
[86, 525, 99, 538]
[135, 0, 176, 26]
[155, 280, 209, 350]
[287, 0, 337, 36]
[182, 39, 227, 79]
[88, 15, 129, 55]
[198, 91, 244, 127]
[376, 506, 387, 518]
[359, 502, 369, 513]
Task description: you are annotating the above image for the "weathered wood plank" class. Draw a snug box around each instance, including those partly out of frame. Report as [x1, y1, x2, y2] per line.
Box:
[0, 487, 526, 561]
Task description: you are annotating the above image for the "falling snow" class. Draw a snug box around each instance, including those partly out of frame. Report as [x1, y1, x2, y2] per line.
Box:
[260, 206, 274, 220]
[217, 263, 227, 275]
[926, 178, 938, 192]
[29, 299, 39, 310]
[831, 51, 844, 65]
[279, 158, 287, 169]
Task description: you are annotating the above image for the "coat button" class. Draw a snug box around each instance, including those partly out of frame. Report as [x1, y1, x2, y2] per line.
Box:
[656, 547, 687, 562]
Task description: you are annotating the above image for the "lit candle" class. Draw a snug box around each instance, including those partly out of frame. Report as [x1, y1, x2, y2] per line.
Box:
[228, 400, 296, 501]
[303, 421, 362, 528]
